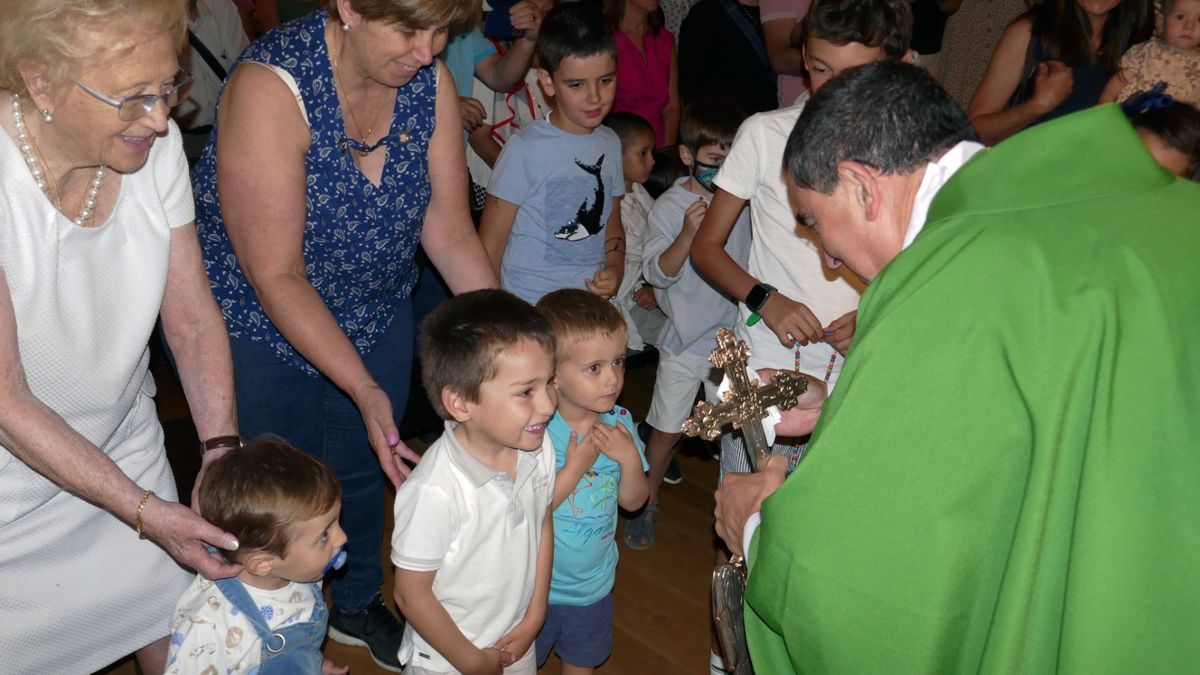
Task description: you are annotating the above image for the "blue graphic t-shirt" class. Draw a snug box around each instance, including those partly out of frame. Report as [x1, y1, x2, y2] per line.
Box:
[488, 119, 625, 304]
[547, 405, 648, 606]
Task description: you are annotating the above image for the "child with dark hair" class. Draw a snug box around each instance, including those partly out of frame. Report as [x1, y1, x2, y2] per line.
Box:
[532, 289, 649, 674]
[1131, 100, 1200, 180]
[1100, 0, 1200, 107]
[626, 98, 751, 551]
[603, 111, 668, 352]
[481, 2, 627, 306]
[167, 437, 347, 674]
[394, 290, 558, 674]
[644, 147, 690, 198]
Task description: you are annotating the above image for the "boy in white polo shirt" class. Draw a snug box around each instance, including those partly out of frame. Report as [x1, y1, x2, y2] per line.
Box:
[392, 290, 557, 675]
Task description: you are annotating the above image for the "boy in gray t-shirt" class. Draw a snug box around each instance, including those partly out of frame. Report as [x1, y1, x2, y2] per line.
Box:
[480, 3, 626, 305]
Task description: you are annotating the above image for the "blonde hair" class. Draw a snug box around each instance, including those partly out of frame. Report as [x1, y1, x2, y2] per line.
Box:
[323, 0, 481, 31]
[0, 0, 186, 95]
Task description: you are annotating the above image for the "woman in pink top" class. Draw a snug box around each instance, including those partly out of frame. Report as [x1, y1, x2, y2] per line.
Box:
[606, 0, 681, 147]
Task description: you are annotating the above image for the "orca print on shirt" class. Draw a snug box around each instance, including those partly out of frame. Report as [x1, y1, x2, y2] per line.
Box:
[553, 155, 607, 242]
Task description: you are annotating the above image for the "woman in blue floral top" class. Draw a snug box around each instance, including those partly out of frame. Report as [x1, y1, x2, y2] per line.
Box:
[192, 0, 497, 667]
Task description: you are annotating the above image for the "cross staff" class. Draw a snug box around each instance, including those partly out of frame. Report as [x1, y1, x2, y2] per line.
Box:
[682, 328, 808, 471]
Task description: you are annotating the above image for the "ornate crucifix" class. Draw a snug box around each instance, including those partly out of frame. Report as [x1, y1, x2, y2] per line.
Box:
[683, 328, 810, 675]
[682, 328, 808, 470]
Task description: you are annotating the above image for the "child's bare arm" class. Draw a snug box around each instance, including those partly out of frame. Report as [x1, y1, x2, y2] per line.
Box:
[468, 126, 503, 168]
[552, 430, 601, 510]
[1098, 70, 1128, 104]
[494, 511, 554, 661]
[691, 189, 822, 346]
[394, 568, 505, 675]
[591, 422, 649, 511]
[690, 188, 755, 297]
[479, 195, 520, 277]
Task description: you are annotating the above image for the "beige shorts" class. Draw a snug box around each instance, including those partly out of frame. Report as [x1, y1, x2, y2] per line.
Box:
[646, 347, 721, 433]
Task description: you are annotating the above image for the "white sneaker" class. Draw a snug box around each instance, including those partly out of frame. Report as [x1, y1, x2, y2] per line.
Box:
[709, 651, 728, 674]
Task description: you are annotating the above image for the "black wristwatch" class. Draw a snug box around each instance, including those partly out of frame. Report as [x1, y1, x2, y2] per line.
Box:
[745, 283, 776, 312]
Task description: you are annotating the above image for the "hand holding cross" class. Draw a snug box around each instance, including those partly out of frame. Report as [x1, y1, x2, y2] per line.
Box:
[681, 329, 808, 471]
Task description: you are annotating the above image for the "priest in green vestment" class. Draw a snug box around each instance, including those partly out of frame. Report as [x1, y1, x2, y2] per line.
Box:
[715, 61, 1200, 673]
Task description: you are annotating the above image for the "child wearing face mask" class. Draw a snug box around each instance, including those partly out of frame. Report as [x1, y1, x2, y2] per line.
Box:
[623, 97, 750, 551]
[1100, 0, 1200, 107]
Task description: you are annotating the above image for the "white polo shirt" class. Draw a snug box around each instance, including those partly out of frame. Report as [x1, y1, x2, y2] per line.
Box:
[392, 423, 555, 672]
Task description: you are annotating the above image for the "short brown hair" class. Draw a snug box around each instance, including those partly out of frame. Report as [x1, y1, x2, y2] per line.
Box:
[419, 290, 557, 419]
[200, 436, 341, 561]
[0, 0, 187, 95]
[535, 289, 626, 361]
[324, 0, 480, 30]
[802, 0, 913, 60]
[679, 97, 747, 154]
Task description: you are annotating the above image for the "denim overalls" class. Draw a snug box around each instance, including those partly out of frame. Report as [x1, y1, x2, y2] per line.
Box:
[214, 577, 329, 673]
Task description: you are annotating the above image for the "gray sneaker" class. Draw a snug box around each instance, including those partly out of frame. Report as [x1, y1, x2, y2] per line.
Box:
[328, 594, 404, 672]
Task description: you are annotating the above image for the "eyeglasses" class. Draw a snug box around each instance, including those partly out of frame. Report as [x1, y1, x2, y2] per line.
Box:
[73, 67, 194, 122]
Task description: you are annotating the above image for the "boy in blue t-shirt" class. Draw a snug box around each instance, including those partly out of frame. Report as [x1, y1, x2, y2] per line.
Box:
[481, 2, 626, 305]
[533, 289, 649, 672]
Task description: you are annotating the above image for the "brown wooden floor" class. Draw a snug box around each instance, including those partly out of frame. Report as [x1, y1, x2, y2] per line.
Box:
[101, 355, 719, 674]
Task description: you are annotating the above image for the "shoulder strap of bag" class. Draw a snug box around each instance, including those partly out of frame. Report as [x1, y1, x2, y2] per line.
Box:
[188, 28, 228, 81]
[718, 0, 772, 73]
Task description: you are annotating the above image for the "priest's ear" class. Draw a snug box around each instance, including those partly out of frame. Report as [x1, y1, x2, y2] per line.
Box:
[835, 161, 883, 223]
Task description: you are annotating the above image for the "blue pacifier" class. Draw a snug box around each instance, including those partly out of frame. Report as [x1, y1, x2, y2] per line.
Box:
[322, 546, 347, 575]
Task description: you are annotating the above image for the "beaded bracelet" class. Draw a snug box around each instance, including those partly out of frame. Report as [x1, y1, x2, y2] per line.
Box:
[134, 489, 154, 540]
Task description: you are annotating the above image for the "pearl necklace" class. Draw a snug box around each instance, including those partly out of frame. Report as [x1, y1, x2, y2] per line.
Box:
[11, 94, 107, 227]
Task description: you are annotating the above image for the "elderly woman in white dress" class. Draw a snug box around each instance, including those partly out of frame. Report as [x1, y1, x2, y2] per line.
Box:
[0, 1, 243, 672]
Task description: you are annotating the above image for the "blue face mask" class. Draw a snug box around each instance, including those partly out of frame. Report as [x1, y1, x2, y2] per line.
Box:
[692, 159, 722, 192]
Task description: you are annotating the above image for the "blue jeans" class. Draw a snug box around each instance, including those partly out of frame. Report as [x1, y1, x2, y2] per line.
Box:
[229, 303, 412, 612]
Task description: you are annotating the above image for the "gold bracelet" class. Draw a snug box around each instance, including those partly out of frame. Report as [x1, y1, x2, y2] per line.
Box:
[134, 489, 154, 540]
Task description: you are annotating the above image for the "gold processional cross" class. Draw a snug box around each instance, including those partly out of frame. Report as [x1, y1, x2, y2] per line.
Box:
[680, 328, 809, 675]
[681, 328, 808, 470]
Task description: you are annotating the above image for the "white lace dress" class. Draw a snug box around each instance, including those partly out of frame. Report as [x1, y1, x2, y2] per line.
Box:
[0, 121, 194, 673]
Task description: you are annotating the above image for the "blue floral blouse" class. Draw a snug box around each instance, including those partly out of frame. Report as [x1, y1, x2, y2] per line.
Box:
[193, 11, 435, 374]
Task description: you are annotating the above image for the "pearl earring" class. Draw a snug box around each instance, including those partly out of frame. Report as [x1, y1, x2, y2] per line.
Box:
[40, 109, 53, 124]
[342, 21, 350, 31]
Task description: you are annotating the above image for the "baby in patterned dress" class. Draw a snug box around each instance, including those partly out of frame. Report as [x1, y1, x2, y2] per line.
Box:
[1100, 0, 1200, 106]
[166, 437, 348, 674]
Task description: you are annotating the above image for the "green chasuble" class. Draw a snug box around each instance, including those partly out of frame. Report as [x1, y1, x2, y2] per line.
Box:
[745, 106, 1200, 673]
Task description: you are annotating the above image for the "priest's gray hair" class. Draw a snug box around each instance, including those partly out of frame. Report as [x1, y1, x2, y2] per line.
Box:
[784, 61, 976, 194]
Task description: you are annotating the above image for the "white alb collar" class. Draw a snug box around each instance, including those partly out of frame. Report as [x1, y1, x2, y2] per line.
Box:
[901, 141, 987, 250]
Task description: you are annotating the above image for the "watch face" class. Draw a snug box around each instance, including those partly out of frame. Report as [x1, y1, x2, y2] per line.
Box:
[747, 284, 773, 311]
